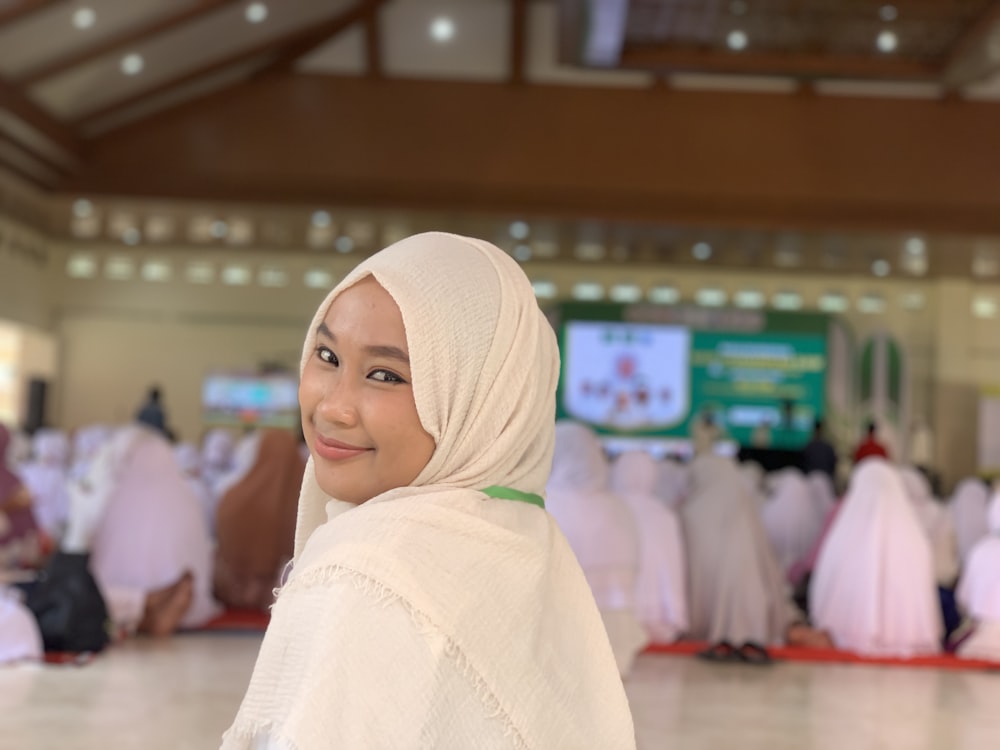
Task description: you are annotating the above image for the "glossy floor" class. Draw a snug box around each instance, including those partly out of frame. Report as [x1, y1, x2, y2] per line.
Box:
[2, 634, 999, 749]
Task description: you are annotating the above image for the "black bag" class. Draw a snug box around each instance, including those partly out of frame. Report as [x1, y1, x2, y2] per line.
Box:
[26, 551, 111, 653]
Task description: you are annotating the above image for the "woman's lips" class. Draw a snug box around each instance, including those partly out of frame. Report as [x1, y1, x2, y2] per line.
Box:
[314, 435, 372, 462]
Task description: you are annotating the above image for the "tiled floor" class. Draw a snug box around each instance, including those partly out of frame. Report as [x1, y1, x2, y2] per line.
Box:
[2, 634, 999, 749]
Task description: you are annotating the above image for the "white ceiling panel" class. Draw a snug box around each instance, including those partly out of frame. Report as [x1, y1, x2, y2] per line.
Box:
[0, 0, 195, 78]
[380, 0, 509, 81]
[525, 3, 654, 88]
[31, 0, 354, 120]
[299, 25, 367, 76]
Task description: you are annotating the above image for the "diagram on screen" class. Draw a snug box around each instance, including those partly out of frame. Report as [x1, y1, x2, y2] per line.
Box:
[562, 321, 690, 430]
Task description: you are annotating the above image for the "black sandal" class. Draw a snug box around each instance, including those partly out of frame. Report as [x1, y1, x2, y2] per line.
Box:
[738, 641, 774, 665]
[696, 640, 740, 662]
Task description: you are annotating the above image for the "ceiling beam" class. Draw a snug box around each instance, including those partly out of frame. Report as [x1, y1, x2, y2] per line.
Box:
[0, 77, 80, 155]
[0, 154, 53, 190]
[942, 0, 1000, 72]
[0, 0, 64, 30]
[252, 0, 387, 79]
[73, 2, 382, 129]
[365, 6, 382, 79]
[616, 45, 941, 81]
[0, 130, 72, 175]
[16, 0, 243, 86]
[510, 0, 527, 84]
[940, 0, 1000, 89]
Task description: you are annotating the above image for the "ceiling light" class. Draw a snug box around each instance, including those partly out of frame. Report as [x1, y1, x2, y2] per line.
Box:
[879, 5, 898, 22]
[335, 236, 354, 253]
[311, 210, 332, 228]
[727, 30, 748, 51]
[120, 53, 144, 76]
[904, 236, 925, 256]
[872, 259, 891, 277]
[692, 241, 712, 260]
[430, 17, 455, 42]
[72, 198, 93, 218]
[876, 30, 897, 54]
[513, 244, 532, 262]
[122, 227, 141, 246]
[509, 221, 530, 240]
[210, 220, 228, 239]
[72, 7, 96, 30]
[245, 2, 268, 24]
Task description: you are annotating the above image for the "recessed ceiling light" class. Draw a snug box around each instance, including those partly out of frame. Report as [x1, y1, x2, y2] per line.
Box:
[122, 227, 141, 246]
[430, 16, 455, 42]
[904, 236, 925, 256]
[335, 236, 354, 253]
[876, 30, 898, 54]
[245, 2, 268, 24]
[692, 241, 712, 260]
[72, 198, 93, 218]
[72, 7, 96, 30]
[311, 210, 332, 229]
[879, 5, 898, 22]
[872, 259, 891, 277]
[120, 53, 144, 76]
[509, 221, 530, 240]
[727, 29, 748, 51]
[210, 220, 228, 239]
[513, 244, 532, 262]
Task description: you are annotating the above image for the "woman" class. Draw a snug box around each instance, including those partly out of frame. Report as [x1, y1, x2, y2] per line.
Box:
[0, 587, 42, 664]
[200, 427, 236, 500]
[683, 454, 799, 648]
[811, 459, 941, 657]
[950, 478, 990, 565]
[0, 425, 43, 570]
[610, 449, 689, 643]
[955, 490, 1000, 660]
[656, 458, 689, 510]
[71, 425, 220, 634]
[223, 233, 635, 749]
[762, 470, 825, 580]
[19, 429, 71, 541]
[901, 466, 960, 588]
[546, 422, 648, 675]
[213, 429, 304, 611]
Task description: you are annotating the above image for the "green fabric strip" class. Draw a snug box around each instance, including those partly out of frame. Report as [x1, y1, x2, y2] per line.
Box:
[480, 485, 545, 509]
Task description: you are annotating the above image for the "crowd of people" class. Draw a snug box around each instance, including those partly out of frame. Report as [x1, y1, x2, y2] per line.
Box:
[0, 419, 306, 661]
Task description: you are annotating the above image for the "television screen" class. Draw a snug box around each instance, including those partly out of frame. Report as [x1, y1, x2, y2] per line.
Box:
[202, 373, 299, 429]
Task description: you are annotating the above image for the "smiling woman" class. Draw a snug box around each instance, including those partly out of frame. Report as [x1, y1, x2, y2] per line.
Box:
[222, 232, 636, 749]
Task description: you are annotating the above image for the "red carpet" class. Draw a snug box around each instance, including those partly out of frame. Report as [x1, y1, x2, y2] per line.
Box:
[645, 640, 1000, 671]
[196, 608, 271, 632]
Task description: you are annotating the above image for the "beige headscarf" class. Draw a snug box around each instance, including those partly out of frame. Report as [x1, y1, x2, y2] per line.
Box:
[293, 231, 559, 558]
[225, 233, 635, 750]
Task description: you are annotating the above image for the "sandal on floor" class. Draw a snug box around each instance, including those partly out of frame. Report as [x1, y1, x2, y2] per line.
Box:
[738, 641, 774, 665]
[696, 640, 740, 662]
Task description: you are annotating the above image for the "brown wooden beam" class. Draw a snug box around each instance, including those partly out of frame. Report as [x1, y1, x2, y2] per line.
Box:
[0, 154, 53, 190]
[617, 45, 941, 81]
[0, 130, 72, 175]
[0, 0, 64, 29]
[16, 0, 243, 86]
[252, 0, 386, 79]
[59, 75, 1000, 236]
[0, 77, 79, 155]
[510, 0, 527, 84]
[365, 6, 382, 79]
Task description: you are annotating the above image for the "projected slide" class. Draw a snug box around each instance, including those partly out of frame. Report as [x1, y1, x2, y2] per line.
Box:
[202, 373, 300, 428]
[562, 321, 691, 431]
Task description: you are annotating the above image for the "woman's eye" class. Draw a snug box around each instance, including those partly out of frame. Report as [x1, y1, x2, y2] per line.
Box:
[316, 346, 338, 365]
[369, 369, 405, 384]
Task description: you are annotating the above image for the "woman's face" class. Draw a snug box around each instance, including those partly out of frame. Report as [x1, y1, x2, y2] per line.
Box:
[299, 277, 435, 503]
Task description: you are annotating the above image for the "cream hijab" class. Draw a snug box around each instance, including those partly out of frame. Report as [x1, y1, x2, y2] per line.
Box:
[226, 233, 634, 750]
[293, 232, 558, 558]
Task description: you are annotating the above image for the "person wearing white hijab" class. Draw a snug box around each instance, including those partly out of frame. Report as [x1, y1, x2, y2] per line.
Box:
[900, 467, 960, 588]
[683, 454, 798, 646]
[655, 458, 689, 510]
[222, 233, 635, 749]
[811, 459, 942, 657]
[546, 421, 648, 675]
[201, 427, 236, 500]
[66, 425, 221, 634]
[610, 450, 688, 643]
[955, 490, 1000, 661]
[18, 429, 71, 540]
[806, 471, 837, 518]
[174, 442, 216, 533]
[0, 586, 42, 664]
[762, 470, 825, 580]
[949, 479, 991, 565]
[69, 425, 111, 482]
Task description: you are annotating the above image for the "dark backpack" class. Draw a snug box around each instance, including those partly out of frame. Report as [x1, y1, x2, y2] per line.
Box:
[26, 551, 111, 653]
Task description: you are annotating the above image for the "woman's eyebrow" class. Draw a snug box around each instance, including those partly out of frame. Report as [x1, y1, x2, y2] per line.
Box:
[316, 323, 409, 364]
